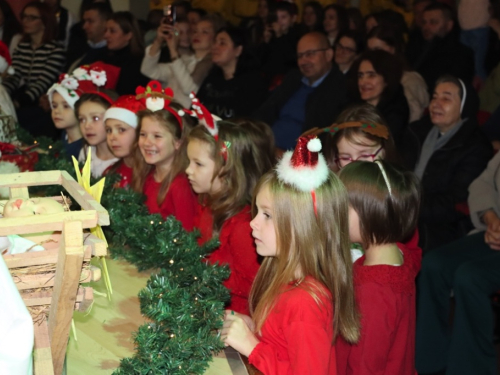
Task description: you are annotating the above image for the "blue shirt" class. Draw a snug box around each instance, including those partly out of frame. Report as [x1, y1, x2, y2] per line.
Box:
[272, 71, 330, 150]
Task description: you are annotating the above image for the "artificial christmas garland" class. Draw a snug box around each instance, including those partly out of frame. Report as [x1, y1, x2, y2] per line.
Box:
[15, 128, 230, 374]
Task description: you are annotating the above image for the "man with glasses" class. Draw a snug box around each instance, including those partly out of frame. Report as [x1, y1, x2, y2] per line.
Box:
[255, 32, 348, 152]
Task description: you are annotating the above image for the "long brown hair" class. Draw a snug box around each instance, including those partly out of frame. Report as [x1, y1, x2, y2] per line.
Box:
[21, 2, 58, 44]
[108, 11, 144, 57]
[249, 170, 360, 343]
[188, 121, 269, 236]
[131, 104, 193, 205]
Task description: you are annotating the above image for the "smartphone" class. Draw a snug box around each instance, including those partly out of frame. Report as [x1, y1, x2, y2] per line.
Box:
[162, 5, 176, 26]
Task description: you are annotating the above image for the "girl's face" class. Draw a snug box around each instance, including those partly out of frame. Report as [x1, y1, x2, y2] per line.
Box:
[105, 119, 136, 158]
[303, 6, 317, 28]
[191, 21, 214, 53]
[104, 19, 132, 51]
[250, 184, 277, 257]
[78, 101, 107, 146]
[367, 37, 395, 54]
[21, 7, 44, 36]
[358, 60, 386, 106]
[212, 32, 242, 68]
[138, 117, 179, 168]
[51, 92, 77, 130]
[348, 206, 362, 243]
[336, 134, 384, 169]
[185, 138, 222, 195]
[323, 8, 338, 34]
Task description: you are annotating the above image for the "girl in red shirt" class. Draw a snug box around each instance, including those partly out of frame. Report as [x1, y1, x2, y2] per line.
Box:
[131, 82, 197, 231]
[185, 110, 273, 314]
[221, 136, 360, 375]
[336, 160, 421, 375]
[103, 95, 145, 188]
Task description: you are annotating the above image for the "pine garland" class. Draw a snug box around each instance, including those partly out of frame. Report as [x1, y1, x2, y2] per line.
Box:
[16, 129, 231, 374]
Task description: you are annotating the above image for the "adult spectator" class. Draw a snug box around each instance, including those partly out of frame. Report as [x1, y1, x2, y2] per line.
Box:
[2, 1, 65, 138]
[241, 0, 274, 54]
[334, 30, 363, 74]
[401, 75, 493, 250]
[102, 11, 149, 95]
[67, 3, 112, 72]
[349, 50, 410, 148]
[367, 25, 429, 122]
[141, 16, 215, 107]
[255, 32, 347, 151]
[416, 150, 500, 375]
[66, 0, 113, 72]
[0, 0, 22, 55]
[406, 3, 475, 91]
[346, 7, 365, 34]
[187, 8, 206, 34]
[323, 4, 349, 46]
[43, 0, 75, 49]
[300, 1, 324, 33]
[197, 27, 267, 118]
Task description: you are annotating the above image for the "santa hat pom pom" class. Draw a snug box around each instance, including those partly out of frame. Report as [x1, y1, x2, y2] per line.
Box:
[178, 110, 185, 116]
[307, 137, 322, 153]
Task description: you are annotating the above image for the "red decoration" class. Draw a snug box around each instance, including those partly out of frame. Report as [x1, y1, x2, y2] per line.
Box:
[290, 135, 318, 168]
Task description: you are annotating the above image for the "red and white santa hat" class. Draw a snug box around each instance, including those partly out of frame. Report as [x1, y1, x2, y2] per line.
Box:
[47, 61, 121, 107]
[276, 136, 329, 212]
[181, 92, 221, 139]
[136, 81, 184, 126]
[104, 95, 145, 128]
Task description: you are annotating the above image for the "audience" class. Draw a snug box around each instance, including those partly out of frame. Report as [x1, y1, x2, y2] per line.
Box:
[301, 1, 324, 33]
[402, 75, 493, 251]
[334, 30, 363, 74]
[43, 0, 75, 49]
[350, 49, 410, 148]
[406, 2, 475, 91]
[197, 27, 267, 118]
[2, 1, 65, 138]
[255, 32, 347, 151]
[141, 16, 216, 107]
[367, 25, 429, 122]
[0, 0, 22, 55]
[323, 4, 349, 46]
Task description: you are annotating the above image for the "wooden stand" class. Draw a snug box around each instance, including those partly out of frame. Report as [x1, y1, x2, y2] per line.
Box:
[0, 171, 109, 375]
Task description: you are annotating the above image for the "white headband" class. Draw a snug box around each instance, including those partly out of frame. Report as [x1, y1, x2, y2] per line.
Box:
[375, 160, 392, 197]
[458, 78, 466, 115]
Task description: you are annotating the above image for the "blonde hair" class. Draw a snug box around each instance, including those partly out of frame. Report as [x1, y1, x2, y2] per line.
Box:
[188, 121, 271, 236]
[132, 103, 194, 205]
[249, 170, 360, 343]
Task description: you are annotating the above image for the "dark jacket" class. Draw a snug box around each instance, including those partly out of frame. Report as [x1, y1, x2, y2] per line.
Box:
[254, 66, 348, 133]
[197, 65, 267, 119]
[401, 116, 493, 250]
[406, 32, 475, 91]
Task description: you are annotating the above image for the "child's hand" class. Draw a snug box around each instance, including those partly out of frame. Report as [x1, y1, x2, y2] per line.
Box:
[221, 310, 260, 357]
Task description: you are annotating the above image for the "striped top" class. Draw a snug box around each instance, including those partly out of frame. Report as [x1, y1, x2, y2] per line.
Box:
[3, 41, 65, 103]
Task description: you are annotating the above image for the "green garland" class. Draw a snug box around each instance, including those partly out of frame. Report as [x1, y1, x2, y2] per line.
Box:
[16, 129, 230, 374]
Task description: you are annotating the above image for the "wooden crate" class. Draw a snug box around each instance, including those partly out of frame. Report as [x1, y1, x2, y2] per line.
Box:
[0, 171, 109, 375]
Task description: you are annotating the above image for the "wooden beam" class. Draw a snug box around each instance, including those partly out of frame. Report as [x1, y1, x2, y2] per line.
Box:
[8, 187, 29, 199]
[48, 221, 84, 375]
[0, 171, 62, 188]
[33, 318, 55, 375]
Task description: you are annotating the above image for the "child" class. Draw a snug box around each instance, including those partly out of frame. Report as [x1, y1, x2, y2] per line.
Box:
[336, 160, 421, 375]
[221, 135, 360, 374]
[75, 93, 118, 178]
[131, 82, 197, 231]
[185, 97, 272, 315]
[47, 76, 83, 158]
[103, 95, 145, 188]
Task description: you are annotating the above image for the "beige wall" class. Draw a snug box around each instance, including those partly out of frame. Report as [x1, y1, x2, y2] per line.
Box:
[61, 0, 149, 21]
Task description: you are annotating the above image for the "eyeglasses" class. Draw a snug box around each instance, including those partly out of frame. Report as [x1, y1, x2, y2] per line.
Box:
[297, 48, 329, 60]
[335, 147, 384, 168]
[21, 14, 41, 21]
[335, 43, 356, 54]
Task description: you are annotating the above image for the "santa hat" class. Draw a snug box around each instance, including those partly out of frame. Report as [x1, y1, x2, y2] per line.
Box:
[104, 95, 145, 128]
[135, 81, 183, 126]
[0, 41, 13, 76]
[276, 136, 329, 214]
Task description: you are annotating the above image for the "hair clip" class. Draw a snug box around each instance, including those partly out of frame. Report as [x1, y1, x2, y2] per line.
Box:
[220, 141, 231, 161]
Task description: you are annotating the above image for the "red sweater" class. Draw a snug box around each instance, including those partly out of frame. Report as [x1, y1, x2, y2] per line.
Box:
[196, 205, 260, 315]
[336, 239, 421, 375]
[143, 172, 198, 231]
[248, 277, 337, 375]
[114, 161, 133, 188]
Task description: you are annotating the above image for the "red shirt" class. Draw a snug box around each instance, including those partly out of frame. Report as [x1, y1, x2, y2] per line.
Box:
[336, 238, 421, 375]
[196, 204, 260, 314]
[114, 161, 133, 188]
[248, 277, 337, 375]
[143, 172, 198, 231]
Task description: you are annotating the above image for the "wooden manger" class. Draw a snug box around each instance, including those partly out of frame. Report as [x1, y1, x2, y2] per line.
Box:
[0, 170, 109, 375]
